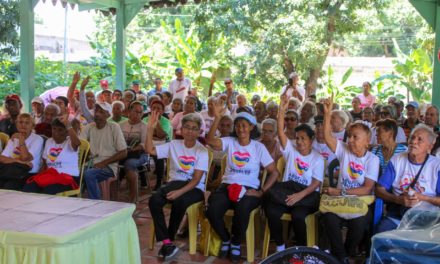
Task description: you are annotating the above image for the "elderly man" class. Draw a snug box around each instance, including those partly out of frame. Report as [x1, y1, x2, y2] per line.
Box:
[31, 97, 45, 124]
[402, 101, 421, 138]
[81, 102, 127, 200]
[148, 78, 167, 97]
[168, 68, 192, 101]
[425, 105, 440, 155]
[0, 94, 22, 136]
[34, 103, 60, 138]
[375, 124, 440, 233]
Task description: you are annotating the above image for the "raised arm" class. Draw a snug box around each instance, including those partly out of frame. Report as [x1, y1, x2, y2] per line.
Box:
[277, 95, 289, 149]
[67, 72, 80, 108]
[59, 114, 80, 151]
[78, 76, 94, 123]
[145, 110, 160, 156]
[206, 99, 225, 150]
[208, 73, 216, 97]
[323, 94, 337, 152]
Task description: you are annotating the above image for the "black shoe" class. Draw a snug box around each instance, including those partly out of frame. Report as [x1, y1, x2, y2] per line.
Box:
[160, 244, 179, 261]
[230, 251, 241, 263]
[218, 248, 229, 259]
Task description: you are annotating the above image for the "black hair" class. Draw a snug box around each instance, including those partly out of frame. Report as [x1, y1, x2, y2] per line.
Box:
[55, 96, 68, 107]
[231, 117, 261, 140]
[51, 118, 66, 129]
[294, 124, 315, 139]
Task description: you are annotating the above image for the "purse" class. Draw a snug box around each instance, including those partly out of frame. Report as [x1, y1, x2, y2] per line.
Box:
[0, 162, 32, 180]
[319, 194, 375, 219]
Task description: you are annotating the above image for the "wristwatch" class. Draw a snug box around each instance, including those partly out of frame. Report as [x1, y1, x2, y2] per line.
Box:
[341, 188, 347, 196]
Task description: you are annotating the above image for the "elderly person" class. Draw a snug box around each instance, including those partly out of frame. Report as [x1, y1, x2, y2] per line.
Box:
[312, 116, 336, 173]
[299, 101, 317, 129]
[254, 101, 267, 126]
[0, 113, 44, 190]
[425, 105, 439, 131]
[284, 110, 299, 143]
[264, 97, 323, 253]
[230, 94, 248, 118]
[23, 115, 80, 194]
[201, 97, 217, 135]
[331, 110, 350, 142]
[358, 81, 376, 108]
[31, 97, 45, 125]
[281, 72, 305, 101]
[266, 101, 279, 120]
[168, 67, 192, 101]
[371, 119, 407, 175]
[0, 94, 22, 136]
[171, 96, 206, 138]
[402, 101, 421, 138]
[109, 101, 127, 123]
[122, 90, 136, 117]
[119, 101, 148, 202]
[145, 99, 172, 190]
[205, 102, 279, 262]
[375, 124, 440, 233]
[288, 97, 302, 111]
[362, 106, 374, 124]
[260, 118, 282, 163]
[34, 103, 61, 138]
[370, 105, 406, 145]
[147, 112, 209, 261]
[322, 95, 379, 263]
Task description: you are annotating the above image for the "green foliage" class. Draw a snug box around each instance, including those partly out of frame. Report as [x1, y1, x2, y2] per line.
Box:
[0, 0, 19, 58]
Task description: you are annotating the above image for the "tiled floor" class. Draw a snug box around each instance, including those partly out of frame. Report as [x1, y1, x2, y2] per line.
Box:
[116, 177, 264, 264]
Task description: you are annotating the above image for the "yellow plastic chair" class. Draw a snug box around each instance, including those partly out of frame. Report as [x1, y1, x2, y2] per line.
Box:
[149, 150, 213, 255]
[57, 139, 90, 197]
[203, 154, 267, 263]
[261, 157, 323, 258]
[0, 132, 9, 150]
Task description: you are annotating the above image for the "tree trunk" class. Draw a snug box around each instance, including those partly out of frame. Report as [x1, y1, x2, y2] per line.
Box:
[283, 56, 295, 77]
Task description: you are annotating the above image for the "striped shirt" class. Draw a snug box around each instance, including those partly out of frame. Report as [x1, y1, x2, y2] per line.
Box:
[371, 143, 407, 176]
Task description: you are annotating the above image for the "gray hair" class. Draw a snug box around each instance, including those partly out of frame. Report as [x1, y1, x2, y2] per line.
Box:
[288, 97, 302, 109]
[267, 101, 279, 110]
[285, 109, 299, 120]
[410, 124, 437, 145]
[207, 96, 216, 104]
[331, 110, 350, 127]
[262, 118, 277, 133]
[112, 100, 125, 110]
[45, 103, 61, 115]
[381, 105, 397, 119]
[299, 101, 317, 117]
[182, 113, 203, 129]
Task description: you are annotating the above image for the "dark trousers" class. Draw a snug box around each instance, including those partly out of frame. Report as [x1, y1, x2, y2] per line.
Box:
[22, 176, 80, 195]
[264, 181, 320, 246]
[322, 211, 371, 261]
[0, 173, 35, 191]
[206, 184, 261, 245]
[149, 180, 203, 242]
[151, 156, 165, 187]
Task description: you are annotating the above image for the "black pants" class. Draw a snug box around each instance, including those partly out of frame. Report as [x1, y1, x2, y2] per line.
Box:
[22, 176, 80, 195]
[322, 210, 371, 261]
[0, 173, 35, 191]
[149, 180, 203, 242]
[206, 184, 261, 245]
[152, 156, 165, 187]
[264, 181, 320, 246]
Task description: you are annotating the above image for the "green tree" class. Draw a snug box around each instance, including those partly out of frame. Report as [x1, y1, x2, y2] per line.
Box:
[0, 0, 19, 58]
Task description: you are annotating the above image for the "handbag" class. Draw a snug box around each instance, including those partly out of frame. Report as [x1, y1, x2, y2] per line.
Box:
[0, 162, 31, 180]
[319, 194, 375, 219]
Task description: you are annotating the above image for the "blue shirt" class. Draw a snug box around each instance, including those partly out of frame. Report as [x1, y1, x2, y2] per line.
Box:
[148, 87, 167, 97]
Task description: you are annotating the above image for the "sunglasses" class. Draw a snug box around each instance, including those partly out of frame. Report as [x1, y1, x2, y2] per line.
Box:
[284, 117, 297, 122]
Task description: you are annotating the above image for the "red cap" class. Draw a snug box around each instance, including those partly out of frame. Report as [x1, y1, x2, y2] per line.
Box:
[100, 80, 109, 89]
[5, 94, 23, 108]
[150, 99, 165, 109]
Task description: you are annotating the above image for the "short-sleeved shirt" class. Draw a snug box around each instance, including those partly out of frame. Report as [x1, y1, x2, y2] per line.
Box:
[220, 137, 274, 189]
[280, 85, 306, 101]
[371, 143, 407, 175]
[119, 120, 148, 147]
[145, 115, 172, 141]
[358, 93, 376, 108]
[147, 87, 167, 97]
[200, 110, 215, 135]
[335, 141, 380, 190]
[379, 153, 440, 197]
[332, 130, 346, 142]
[156, 140, 209, 191]
[2, 133, 44, 173]
[43, 137, 79, 176]
[282, 142, 324, 192]
[80, 122, 127, 175]
[168, 78, 192, 101]
[312, 140, 337, 167]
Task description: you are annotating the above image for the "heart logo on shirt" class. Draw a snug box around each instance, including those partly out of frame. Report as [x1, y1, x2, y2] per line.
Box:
[348, 161, 364, 180]
[232, 151, 250, 168]
[178, 156, 196, 171]
[48, 147, 63, 162]
[294, 157, 310, 176]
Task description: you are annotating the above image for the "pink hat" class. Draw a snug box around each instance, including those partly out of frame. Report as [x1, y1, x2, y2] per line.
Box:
[100, 80, 109, 89]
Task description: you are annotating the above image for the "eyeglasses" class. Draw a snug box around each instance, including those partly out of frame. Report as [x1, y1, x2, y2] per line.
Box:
[182, 125, 200, 132]
[284, 117, 297, 122]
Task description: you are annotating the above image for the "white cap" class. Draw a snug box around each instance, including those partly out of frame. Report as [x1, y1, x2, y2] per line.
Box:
[95, 102, 112, 115]
[31, 97, 44, 105]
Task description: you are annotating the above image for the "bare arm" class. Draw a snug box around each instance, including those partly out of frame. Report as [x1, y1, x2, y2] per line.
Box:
[94, 149, 127, 169]
[277, 95, 289, 149]
[59, 114, 80, 151]
[208, 73, 216, 97]
[261, 162, 279, 192]
[166, 169, 204, 201]
[323, 95, 337, 152]
[206, 100, 225, 151]
[286, 178, 321, 206]
[145, 110, 159, 156]
[327, 178, 375, 196]
[67, 72, 80, 108]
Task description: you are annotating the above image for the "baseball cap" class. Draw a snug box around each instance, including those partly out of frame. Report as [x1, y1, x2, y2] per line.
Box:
[234, 112, 257, 126]
[132, 80, 140, 85]
[175, 67, 183, 73]
[5, 94, 23, 107]
[95, 102, 112, 115]
[31, 96, 44, 105]
[406, 101, 419, 109]
[251, 94, 261, 102]
[100, 79, 109, 89]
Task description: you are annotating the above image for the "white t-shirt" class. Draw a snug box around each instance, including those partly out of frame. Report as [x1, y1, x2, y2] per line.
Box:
[168, 78, 192, 101]
[332, 130, 346, 142]
[43, 137, 79, 176]
[370, 126, 407, 145]
[282, 142, 324, 192]
[281, 85, 306, 101]
[335, 141, 380, 190]
[2, 133, 44, 173]
[312, 140, 337, 166]
[200, 110, 215, 135]
[156, 140, 209, 191]
[379, 153, 440, 197]
[221, 137, 274, 189]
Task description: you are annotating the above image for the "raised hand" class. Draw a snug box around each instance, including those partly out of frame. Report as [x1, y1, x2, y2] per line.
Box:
[279, 94, 289, 112]
[58, 114, 70, 127]
[147, 110, 160, 129]
[323, 93, 334, 115]
[80, 76, 91, 91]
[210, 72, 216, 85]
[72, 72, 80, 84]
[213, 98, 226, 118]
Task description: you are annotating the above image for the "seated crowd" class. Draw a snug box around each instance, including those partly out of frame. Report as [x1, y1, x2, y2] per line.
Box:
[0, 68, 440, 264]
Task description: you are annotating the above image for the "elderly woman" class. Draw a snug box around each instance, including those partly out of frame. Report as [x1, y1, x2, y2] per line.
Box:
[119, 101, 148, 202]
[206, 103, 279, 263]
[331, 110, 350, 142]
[254, 101, 267, 126]
[266, 101, 279, 120]
[171, 96, 206, 138]
[370, 105, 406, 145]
[299, 101, 317, 129]
[23, 115, 80, 194]
[122, 90, 136, 117]
[260, 118, 282, 163]
[322, 96, 380, 263]
[288, 97, 302, 111]
[109, 100, 127, 123]
[375, 124, 440, 233]
[0, 113, 44, 190]
[201, 97, 217, 135]
[362, 106, 374, 124]
[35, 103, 61, 138]
[264, 97, 324, 253]
[146, 112, 209, 261]
[284, 110, 299, 143]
